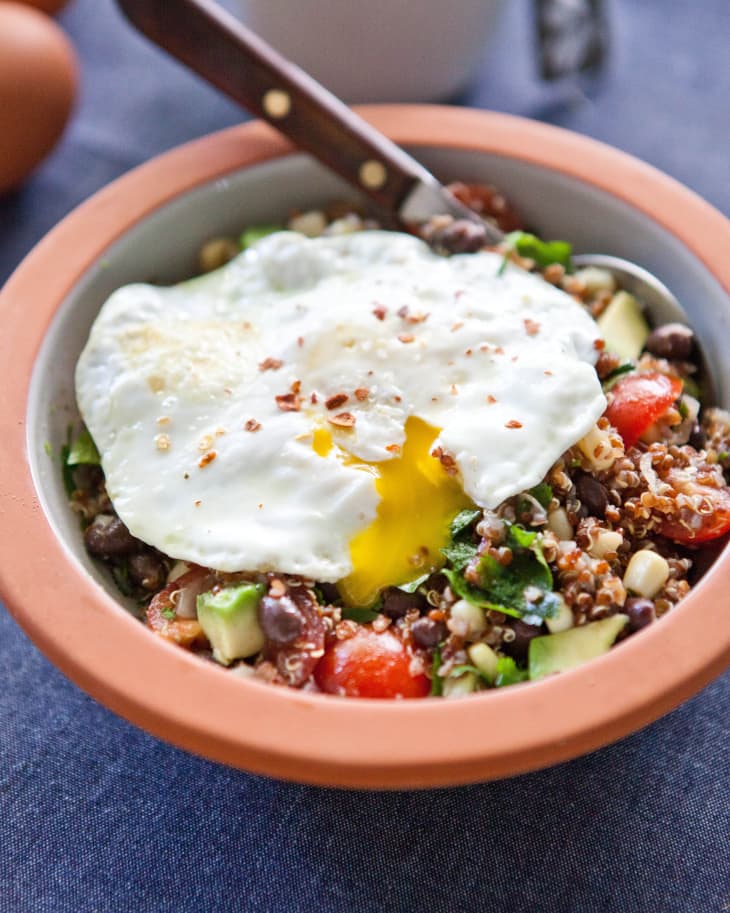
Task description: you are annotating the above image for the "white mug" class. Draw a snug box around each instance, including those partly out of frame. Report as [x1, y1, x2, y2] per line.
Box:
[234, 0, 506, 103]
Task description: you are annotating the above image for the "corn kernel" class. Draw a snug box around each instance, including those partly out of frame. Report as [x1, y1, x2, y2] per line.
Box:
[589, 529, 624, 559]
[547, 506, 573, 540]
[448, 599, 487, 638]
[623, 549, 669, 598]
[467, 642, 499, 682]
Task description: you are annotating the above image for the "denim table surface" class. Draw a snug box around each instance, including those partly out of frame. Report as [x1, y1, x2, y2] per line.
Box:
[1, 1, 728, 911]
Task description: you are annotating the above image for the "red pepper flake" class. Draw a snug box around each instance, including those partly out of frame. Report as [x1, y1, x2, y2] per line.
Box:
[372, 304, 387, 321]
[354, 387, 369, 401]
[544, 370, 553, 377]
[593, 338, 605, 350]
[451, 321, 464, 332]
[276, 393, 302, 412]
[194, 499, 202, 507]
[291, 379, 302, 395]
[297, 336, 305, 348]
[431, 446, 457, 476]
[310, 392, 318, 404]
[511, 355, 519, 362]
[495, 346, 505, 355]
[450, 384, 458, 395]
[524, 318, 541, 336]
[397, 305, 429, 324]
[479, 343, 490, 353]
[244, 419, 261, 432]
[465, 348, 473, 356]
[393, 395, 402, 403]
[385, 443, 401, 454]
[325, 392, 349, 411]
[328, 412, 356, 429]
[259, 357, 283, 371]
[486, 395, 497, 404]
[398, 333, 415, 344]
[199, 450, 217, 468]
[505, 420, 523, 429]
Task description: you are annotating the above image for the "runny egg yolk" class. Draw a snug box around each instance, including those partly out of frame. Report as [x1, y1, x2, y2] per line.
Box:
[313, 417, 474, 607]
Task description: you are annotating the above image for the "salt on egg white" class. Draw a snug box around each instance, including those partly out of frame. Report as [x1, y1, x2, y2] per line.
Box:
[76, 231, 606, 603]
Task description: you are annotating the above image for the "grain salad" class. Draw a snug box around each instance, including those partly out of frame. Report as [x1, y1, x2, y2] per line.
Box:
[66, 182, 730, 699]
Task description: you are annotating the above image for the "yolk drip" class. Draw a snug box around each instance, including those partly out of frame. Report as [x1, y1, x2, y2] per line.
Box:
[313, 417, 474, 607]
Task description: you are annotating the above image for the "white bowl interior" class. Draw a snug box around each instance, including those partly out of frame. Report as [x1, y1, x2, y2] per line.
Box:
[27, 147, 730, 604]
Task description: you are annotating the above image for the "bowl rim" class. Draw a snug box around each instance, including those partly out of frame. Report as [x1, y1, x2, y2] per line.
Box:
[1, 105, 729, 789]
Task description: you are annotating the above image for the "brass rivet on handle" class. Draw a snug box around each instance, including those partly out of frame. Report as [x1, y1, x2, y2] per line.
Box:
[262, 89, 291, 119]
[359, 159, 388, 190]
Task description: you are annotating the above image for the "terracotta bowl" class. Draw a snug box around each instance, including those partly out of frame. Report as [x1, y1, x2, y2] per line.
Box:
[1, 106, 729, 789]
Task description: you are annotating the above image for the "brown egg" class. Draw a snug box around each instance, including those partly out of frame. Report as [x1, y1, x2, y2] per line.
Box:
[14, 0, 69, 15]
[0, 3, 78, 193]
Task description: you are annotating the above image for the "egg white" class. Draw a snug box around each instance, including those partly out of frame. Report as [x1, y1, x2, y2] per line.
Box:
[76, 231, 606, 580]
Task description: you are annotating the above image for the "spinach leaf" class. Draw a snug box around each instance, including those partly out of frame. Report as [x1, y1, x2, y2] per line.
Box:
[66, 428, 100, 466]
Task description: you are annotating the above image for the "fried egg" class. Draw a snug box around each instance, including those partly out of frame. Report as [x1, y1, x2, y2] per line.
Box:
[76, 231, 606, 604]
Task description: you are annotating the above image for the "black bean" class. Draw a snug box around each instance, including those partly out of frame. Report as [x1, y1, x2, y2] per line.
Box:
[128, 552, 166, 591]
[625, 597, 656, 632]
[575, 473, 609, 519]
[410, 617, 447, 649]
[688, 422, 707, 450]
[645, 323, 694, 360]
[503, 619, 543, 660]
[84, 514, 139, 557]
[258, 595, 305, 645]
[381, 587, 426, 619]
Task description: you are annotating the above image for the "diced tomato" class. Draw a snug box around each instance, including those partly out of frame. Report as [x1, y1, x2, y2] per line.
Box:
[605, 372, 684, 448]
[314, 628, 430, 698]
[659, 474, 730, 544]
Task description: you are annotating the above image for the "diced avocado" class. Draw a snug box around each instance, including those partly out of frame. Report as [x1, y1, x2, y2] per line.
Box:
[597, 291, 650, 361]
[528, 614, 628, 680]
[197, 583, 265, 666]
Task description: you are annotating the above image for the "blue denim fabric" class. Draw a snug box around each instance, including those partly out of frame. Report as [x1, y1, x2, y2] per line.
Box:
[1, 1, 729, 910]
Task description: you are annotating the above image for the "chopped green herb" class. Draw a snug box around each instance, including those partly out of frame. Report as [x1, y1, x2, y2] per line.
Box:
[504, 231, 573, 270]
[494, 656, 529, 687]
[430, 645, 444, 696]
[43, 441, 53, 458]
[601, 362, 634, 388]
[443, 522, 559, 621]
[66, 428, 100, 466]
[160, 606, 176, 621]
[110, 563, 136, 599]
[677, 398, 689, 420]
[239, 225, 282, 249]
[441, 539, 479, 572]
[527, 482, 553, 509]
[60, 425, 75, 497]
[450, 508, 482, 538]
[341, 604, 380, 624]
[397, 573, 430, 594]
